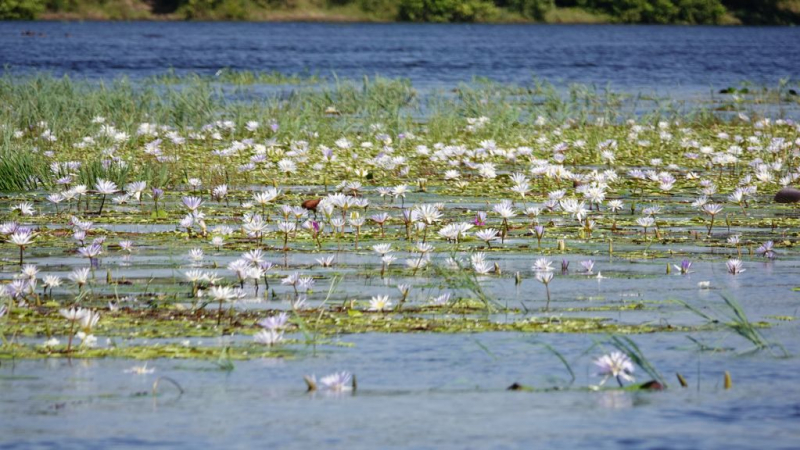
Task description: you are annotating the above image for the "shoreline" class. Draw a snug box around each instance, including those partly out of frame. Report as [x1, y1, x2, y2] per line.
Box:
[15, 17, 772, 26]
[22, 7, 753, 25]
[5, 0, 799, 25]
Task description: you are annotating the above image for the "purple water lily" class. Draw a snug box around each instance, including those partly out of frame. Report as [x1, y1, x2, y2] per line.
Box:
[756, 241, 775, 259]
[673, 259, 693, 275]
[473, 212, 487, 227]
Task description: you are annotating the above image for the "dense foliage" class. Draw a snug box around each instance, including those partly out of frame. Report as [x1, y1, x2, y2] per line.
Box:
[397, 0, 500, 22]
[3, 0, 799, 24]
[575, 0, 726, 24]
[0, 0, 45, 19]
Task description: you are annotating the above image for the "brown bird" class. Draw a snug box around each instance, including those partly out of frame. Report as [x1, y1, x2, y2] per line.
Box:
[638, 380, 665, 391]
[774, 187, 800, 204]
[301, 198, 322, 212]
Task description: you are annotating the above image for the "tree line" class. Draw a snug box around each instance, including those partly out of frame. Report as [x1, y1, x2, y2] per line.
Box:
[396, 0, 799, 24]
[3, 0, 799, 24]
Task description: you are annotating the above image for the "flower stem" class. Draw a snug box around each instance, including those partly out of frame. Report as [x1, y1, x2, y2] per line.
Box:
[66, 319, 75, 353]
[545, 284, 551, 311]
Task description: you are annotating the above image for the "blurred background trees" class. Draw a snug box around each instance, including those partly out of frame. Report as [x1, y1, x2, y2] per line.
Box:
[6, 0, 800, 25]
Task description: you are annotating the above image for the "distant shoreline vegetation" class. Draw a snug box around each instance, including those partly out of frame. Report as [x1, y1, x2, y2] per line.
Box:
[2, 0, 799, 25]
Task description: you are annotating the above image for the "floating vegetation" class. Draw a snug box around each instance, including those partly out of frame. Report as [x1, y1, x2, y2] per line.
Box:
[0, 73, 797, 367]
[0, 340, 294, 360]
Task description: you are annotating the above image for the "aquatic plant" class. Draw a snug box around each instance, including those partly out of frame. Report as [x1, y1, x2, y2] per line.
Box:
[0, 73, 798, 382]
[320, 371, 353, 391]
[209, 285, 235, 326]
[368, 295, 393, 312]
[476, 228, 500, 248]
[637, 217, 655, 236]
[674, 259, 693, 275]
[726, 259, 745, 275]
[305, 371, 355, 393]
[59, 307, 88, 353]
[532, 258, 554, 273]
[536, 272, 555, 311]
[532, 225, 545, 248]
[8, 229, 34, 266]
[68, 268, 91, 293]
[702, 203, 724, 236]
[95, 179, 118, 216]
[678, 294, 788, 356]
[594, 351, 635, 387]
[254, 329, 284, 346]
[756, 241, 776, 259]
[606, 336, 668, 387]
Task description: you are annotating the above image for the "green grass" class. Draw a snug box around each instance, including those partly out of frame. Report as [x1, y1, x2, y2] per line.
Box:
[544, 7, 610, 23]
[147, 68, 325, 86]
[678, 294, 789, 357]
[1, 71, 797, 192]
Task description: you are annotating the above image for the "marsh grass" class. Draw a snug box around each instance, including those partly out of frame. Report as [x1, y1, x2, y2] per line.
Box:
[1, 71, 796, 194]
[293, 274, 340, 354]
[213, 346, 236, 371]
[606, 335, 668, 387]
[0, 147, 43, 191]
[147, 68, 324, 86]
[77, 158, 132, 191]
[152, 376, 185, 397]
[527, 340, 577, 387]
[431, 261, 504, 312]
[678, 294, 789, 357]
[0, 74, 764, 140]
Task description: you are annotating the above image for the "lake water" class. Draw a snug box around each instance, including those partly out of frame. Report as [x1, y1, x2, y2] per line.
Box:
[1, 22, 799, 93]
[2, 189, 799, 449]
[4, 331, 800, 450]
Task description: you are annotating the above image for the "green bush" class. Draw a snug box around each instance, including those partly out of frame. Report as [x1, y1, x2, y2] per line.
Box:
[215, 0, 248, 19]
[177, 0, 213, 18]
[45, 0, 78, 13]
[674, 0, 726, 23]
[576, 0, 725, 24]
[177, 0, 249, 19]
[722, 0, 800, 25]
[355, 0, 399, 18]
[398, 0, 499, 22]
[0, 0, 46, 19]
[497, 0, 555, 20]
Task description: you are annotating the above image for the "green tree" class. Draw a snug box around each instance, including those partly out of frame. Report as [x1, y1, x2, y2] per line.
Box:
[177, 0, 250, 19]
[0, 0, 45, 19]
[398, 0, 499, 22]
[674, 0, 726, 24]
[722, 0, 800, 25]
[355, 0, 400, 18]
[576, 0, 725, 24]
[496, 0, 555, 20]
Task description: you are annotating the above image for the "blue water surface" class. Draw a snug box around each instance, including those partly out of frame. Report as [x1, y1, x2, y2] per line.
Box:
[1, 22, 798, 92]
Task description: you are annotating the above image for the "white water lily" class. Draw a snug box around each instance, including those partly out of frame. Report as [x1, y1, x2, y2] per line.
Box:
[368, 295, 392, 311]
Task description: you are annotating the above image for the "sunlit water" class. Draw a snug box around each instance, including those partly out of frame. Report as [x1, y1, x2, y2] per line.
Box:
[1, 22, 799, 94]
[3, 331, 800, 450]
